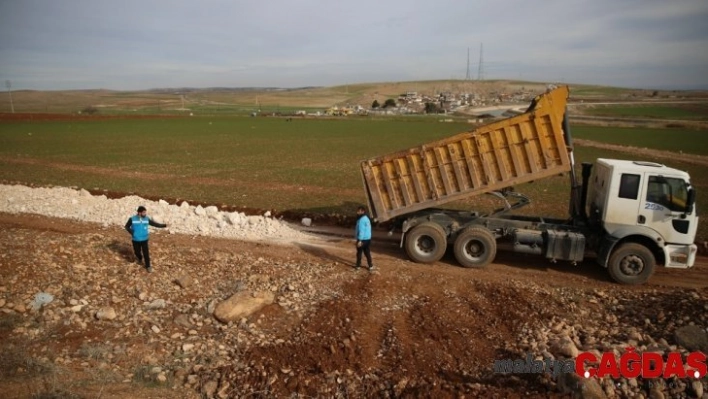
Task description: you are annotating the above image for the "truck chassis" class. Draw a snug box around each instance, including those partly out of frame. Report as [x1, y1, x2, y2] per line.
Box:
[398, 190, 661, 285]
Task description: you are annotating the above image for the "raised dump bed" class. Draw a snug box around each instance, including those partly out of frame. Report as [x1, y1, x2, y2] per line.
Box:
[361, 86, 572, 222]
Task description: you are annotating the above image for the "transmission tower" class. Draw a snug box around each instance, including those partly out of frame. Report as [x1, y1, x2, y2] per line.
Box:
[477, 43, 484, 81]
[5, 80, 14, 113]
[465, 47, 471, 80]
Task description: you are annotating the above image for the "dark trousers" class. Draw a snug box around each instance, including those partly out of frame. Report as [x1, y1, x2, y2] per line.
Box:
[132, 240, 150, 268]
[356, 239, 373, 267]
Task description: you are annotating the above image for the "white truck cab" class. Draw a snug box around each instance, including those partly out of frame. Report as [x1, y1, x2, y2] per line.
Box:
[588, 158, 698, 272]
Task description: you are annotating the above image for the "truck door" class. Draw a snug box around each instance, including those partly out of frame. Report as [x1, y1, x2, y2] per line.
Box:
[610, 173, 644, 228]
[638, 174, 694, 245]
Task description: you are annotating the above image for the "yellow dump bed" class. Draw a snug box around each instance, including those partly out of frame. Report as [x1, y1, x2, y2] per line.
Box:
[361, 85, 572, 222]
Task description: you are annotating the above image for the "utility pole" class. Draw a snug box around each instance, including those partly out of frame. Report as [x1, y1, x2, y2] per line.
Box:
[5, 80, 15, 113]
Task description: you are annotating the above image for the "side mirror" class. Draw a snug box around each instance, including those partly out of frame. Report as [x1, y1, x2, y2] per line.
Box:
[685, 188, 696, 214]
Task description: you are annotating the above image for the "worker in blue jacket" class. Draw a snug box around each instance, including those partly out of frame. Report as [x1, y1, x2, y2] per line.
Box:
[354, 205, 374, 272]
[125, 205, 167, 273]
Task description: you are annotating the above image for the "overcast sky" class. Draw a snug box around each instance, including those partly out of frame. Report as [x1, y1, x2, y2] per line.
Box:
[1, 0, 707, 91]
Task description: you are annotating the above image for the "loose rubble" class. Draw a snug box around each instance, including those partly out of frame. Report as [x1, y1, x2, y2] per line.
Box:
[496, 283, 708, 399]
[0, 184, 311, 242]
[0, 184, 706, 398]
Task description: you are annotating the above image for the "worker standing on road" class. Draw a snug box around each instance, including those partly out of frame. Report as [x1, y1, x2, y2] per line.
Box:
[354, 205, 374, 272]
[125, 205, 167, 273]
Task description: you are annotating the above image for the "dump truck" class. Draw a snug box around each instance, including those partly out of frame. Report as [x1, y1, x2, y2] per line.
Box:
[360, 85, 698, 285]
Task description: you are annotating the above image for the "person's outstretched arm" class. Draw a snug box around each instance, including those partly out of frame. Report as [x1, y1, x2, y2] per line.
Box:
[149, 218, 167, 228]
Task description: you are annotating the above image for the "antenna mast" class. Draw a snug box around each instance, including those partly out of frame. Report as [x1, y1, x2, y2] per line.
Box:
[5, 80, 15, 113]
[477, 43, 484, 81]
[466, 47, 470, 80]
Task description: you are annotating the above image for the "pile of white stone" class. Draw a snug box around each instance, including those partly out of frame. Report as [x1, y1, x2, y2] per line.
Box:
[0, 184, 311, 242]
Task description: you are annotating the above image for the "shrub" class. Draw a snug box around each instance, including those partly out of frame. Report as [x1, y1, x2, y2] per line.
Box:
[81, 106, 98, 115]
[382, 99, 397, 109]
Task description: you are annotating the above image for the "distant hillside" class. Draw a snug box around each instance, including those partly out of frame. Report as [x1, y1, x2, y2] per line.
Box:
[0, 80, 705, 114]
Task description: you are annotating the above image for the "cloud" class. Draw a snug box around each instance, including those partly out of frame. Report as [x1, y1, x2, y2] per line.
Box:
[1, 0, 707, 90]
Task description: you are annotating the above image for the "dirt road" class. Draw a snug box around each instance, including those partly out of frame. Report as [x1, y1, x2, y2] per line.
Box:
[1, 212, 706, 398]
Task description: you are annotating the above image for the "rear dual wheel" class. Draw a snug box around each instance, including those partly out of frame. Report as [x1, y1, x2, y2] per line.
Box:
[453, 227, 496, 268]
[404, 222, 447, 263]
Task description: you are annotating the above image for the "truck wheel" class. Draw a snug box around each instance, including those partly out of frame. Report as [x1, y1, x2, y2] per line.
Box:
[404, 222, 447, 263]
[453, 227, 497, 268]
[608, 243, 656, 285]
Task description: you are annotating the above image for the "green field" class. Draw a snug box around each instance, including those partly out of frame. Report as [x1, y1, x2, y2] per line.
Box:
[571, 126, 708, 155]
[585, 104, 708, 120]
[0, 117, 462, 212]
[1, 116, 706, 241]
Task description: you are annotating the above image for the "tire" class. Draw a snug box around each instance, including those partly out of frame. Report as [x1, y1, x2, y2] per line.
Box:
[607, 243, 656, 285]
[404, 222, 447, 263]
[453, 226, 497, 268]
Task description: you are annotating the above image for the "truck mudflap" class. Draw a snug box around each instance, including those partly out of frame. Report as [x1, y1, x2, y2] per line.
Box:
[596, 235, 620, 267]
[663, 243, 698, 268]
[596, 225, 667, 267]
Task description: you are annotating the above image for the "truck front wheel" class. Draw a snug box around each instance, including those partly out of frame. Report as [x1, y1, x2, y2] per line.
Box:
[453, 227, 497, 268]
[404, 222, 447, 263]
[608, 243, 656, 285]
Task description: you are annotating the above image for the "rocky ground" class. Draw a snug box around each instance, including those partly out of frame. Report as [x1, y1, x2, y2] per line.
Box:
[0, 199, 707, 398]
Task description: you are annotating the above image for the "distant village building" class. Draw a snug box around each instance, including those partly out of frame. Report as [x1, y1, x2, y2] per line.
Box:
[313, 85, 542, 117]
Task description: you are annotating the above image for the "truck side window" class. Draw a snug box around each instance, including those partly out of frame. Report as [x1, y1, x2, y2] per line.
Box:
[618, 174, 640, 199]
[646, 176, 688, 211]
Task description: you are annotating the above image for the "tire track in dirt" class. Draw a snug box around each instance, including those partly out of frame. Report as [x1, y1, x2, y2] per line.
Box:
[300, 225, 708, 290]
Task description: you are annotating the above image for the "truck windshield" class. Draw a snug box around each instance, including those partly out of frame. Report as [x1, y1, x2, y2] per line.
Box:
[646, 176, 689, 212]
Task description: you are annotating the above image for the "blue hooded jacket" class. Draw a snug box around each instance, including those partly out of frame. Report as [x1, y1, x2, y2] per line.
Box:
[355, 214, 372, 241]
[125, 215, 166, 241]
